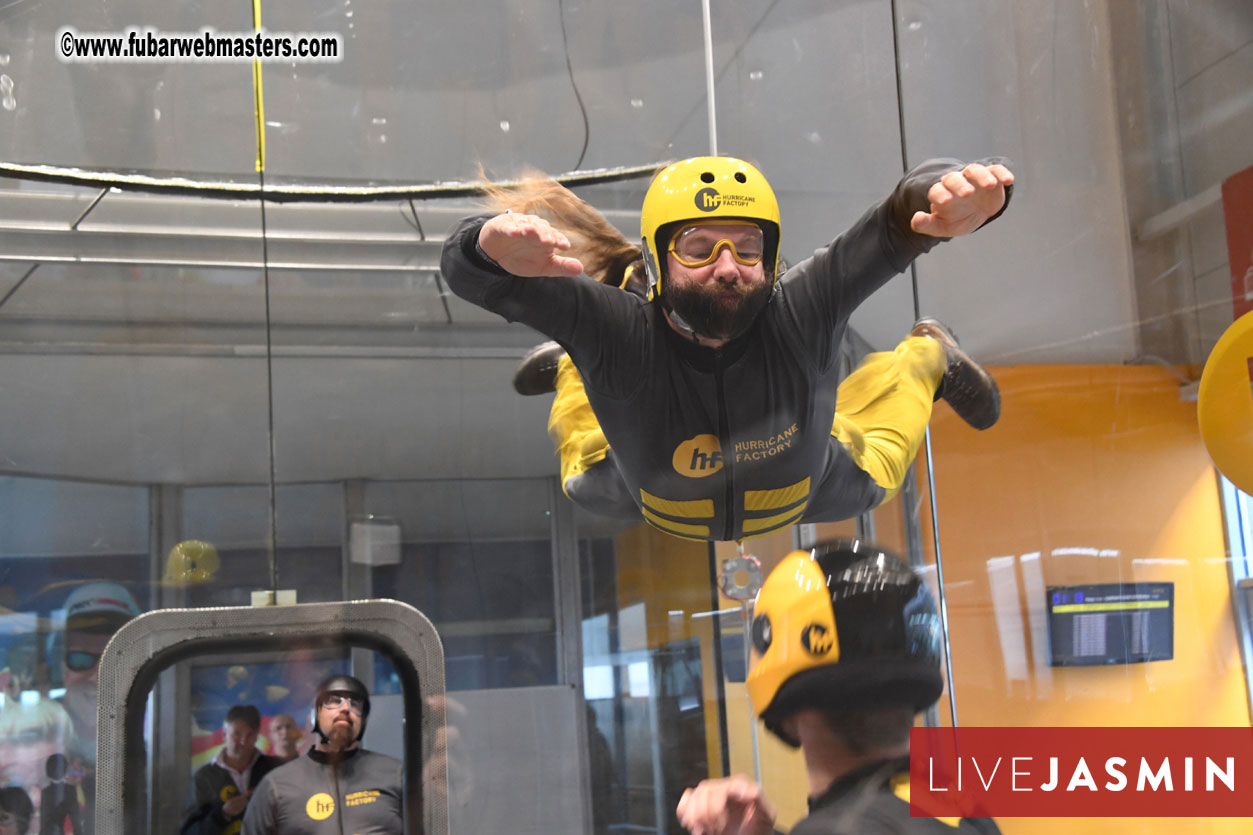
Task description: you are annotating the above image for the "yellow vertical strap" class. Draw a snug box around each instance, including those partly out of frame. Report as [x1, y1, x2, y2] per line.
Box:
[251, 0, 266, 172]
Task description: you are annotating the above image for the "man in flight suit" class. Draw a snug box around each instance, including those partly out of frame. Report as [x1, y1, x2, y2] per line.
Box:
[442, 156, 1012, 542]
[242, 675, 402, 835]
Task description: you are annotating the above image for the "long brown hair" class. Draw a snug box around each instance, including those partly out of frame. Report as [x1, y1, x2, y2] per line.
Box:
[478, 171, 644, 289]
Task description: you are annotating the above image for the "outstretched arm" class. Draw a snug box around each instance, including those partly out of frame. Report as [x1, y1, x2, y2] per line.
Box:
[478, 212, 584, 277]
[676, 775, 778, 835]
[909, 162, 1014, 238]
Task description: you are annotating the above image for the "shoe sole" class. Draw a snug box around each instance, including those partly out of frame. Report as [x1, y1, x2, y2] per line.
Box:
[912, 318, 1001, 430]
[513, 341, 566, 396]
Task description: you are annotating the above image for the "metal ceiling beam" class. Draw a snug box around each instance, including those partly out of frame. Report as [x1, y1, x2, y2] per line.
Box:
[0, 227, 444, 272]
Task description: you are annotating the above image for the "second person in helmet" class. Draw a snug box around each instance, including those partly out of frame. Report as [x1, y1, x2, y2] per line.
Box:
[442, 155, 1012, 542]
[676, 541, 1001, 834]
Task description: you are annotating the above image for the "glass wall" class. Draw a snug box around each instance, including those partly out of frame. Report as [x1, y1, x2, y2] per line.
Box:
[2, 1, 1252, 833]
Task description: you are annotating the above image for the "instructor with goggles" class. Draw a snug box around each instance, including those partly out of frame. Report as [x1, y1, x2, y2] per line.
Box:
[442, 155, 1013, 542]
[243, 675, 402, 835]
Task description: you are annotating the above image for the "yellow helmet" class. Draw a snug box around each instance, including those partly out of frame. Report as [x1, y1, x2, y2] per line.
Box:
[640, 156, 781, 299]
[746, 540, 943, 747]
[162, 540, 220, 586]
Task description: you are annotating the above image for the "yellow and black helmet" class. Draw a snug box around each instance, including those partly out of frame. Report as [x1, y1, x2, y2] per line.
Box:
[746, 540, 944, 747]
[639, 156, 781, 300]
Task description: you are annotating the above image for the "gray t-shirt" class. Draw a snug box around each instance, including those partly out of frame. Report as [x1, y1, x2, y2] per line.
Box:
[241, 748, 403, 835]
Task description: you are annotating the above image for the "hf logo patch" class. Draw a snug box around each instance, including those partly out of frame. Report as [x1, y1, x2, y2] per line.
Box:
[306, 792, 335, 821]
[219, 785, 238, 803]
[695, 187, 721, 212]
[672, 434, 723, 477]
[801, 623, 833, 656]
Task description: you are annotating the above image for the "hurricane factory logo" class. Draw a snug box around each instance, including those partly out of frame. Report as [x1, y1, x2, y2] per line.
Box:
[673, 434, 723, 477]
[801, 623, 833, 656]
[306, 792, 335, 821]
[220, 785, 238, 803]
[695, 187, 721, 212]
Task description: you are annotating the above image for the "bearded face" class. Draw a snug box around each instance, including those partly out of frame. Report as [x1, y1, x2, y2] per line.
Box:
[326, 720, 355, 751]
[663, 266, 774, 341]
[316, 695, 363, 751]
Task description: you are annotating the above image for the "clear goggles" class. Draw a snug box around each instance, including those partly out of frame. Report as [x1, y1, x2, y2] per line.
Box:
[321, 693, 365, 714]
[667, 221, 765, 268]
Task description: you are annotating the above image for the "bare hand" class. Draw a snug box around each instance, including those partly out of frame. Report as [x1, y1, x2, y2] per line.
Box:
[676, 775, 776, 835]
[425, 694, 473, 810]
[478, 212, 584, 277]
[222, 790, 252, 818]
[911, 162, 1014, 238]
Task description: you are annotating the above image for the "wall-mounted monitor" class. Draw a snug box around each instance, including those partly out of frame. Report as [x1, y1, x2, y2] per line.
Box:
[1047, 582, 1173, 666]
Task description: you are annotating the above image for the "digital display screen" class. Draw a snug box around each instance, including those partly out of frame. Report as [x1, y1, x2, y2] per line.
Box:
[1047, 582, 1173, 666]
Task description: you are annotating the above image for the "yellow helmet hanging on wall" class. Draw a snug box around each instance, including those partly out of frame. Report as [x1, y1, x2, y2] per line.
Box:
[746, 540, 944, 747]
[640, 156, 781, 299]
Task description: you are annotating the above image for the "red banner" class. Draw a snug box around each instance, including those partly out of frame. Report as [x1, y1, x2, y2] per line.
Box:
[909, 727, 1253, 818]
[1224, 165, 1253, 321]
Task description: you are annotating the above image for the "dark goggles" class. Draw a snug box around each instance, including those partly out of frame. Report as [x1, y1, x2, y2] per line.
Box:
[667, 221, 765, 268]
[65, 650, 101, 672]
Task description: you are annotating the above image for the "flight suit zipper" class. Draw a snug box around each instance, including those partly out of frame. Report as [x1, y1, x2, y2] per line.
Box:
[714, 348, 736, 541]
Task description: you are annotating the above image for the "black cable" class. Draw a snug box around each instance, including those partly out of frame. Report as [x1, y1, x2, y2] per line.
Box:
[557, 0, 590, 170]
[258, 168, 280, 595]
[404, 199, 425, 240]
[405, 198, 452, 324]
[889, 0, 959, 729]
[0, 263, 38, 312]
[888, 0, 921, 321]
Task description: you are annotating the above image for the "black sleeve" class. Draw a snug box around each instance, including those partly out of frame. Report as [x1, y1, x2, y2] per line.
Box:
[777, 157, 1013, 360]
[440, 214, 649, 398]
[179, 770, 223, 835]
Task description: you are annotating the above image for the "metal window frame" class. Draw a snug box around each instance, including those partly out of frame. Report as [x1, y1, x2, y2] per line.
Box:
[95, 599, 448, 835]
[1220, 475, 1253, 722]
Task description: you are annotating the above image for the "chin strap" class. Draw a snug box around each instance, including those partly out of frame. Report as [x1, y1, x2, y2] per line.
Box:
[661, 302, 703, 343]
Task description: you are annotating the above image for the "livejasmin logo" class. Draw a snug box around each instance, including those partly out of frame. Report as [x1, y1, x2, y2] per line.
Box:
[909, 727, 1253, 818]
[926, 753, 1234, 793]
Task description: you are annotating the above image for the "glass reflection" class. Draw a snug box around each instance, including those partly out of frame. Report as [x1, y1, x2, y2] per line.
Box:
[1, 0, 1252, 833]
[150, 650, 407, 835]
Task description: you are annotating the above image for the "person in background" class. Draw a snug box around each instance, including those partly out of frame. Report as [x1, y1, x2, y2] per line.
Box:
[38, 754, 83, 835]
[0, 786, 34, 835]
[56, 582, 141, 770]
[266, 713, 302, 763]
[181, 705, 281, 835]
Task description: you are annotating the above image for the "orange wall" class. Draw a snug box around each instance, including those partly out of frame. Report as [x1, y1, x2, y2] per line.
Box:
[923, 365, 1249, 834]
[613, 364, 1249, 833]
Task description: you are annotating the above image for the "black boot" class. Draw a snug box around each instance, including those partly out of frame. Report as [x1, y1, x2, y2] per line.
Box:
[911, 317, 1001, 430]
[512, 265, 650, 396]
[512, 341, 567, 396]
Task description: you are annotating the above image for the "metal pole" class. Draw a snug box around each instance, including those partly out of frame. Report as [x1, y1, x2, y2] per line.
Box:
[923, 429, 959, 726]
[700, 0, 718, 155]
[736, 543, 762, 784]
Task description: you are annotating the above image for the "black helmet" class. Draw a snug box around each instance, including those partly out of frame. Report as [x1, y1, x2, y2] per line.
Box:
[311, 673, 371, 743]
[746, 540, 944, 748]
